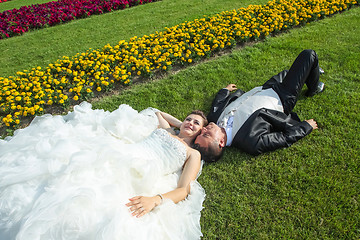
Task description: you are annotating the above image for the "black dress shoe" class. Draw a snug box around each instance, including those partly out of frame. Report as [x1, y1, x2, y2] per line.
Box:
[306, 81, 325, 97]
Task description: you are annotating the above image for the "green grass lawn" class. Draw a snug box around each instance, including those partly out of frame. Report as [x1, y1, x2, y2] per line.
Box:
[91, 6, 360, 240]
[1, 0, 359, 238]
[0, 0, 53, 11]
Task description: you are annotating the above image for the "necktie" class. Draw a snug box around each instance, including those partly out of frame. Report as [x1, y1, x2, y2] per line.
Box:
[225, 116, 234, 146]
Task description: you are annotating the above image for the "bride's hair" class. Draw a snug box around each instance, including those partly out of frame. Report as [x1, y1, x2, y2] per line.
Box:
[188, 110, 208, 126]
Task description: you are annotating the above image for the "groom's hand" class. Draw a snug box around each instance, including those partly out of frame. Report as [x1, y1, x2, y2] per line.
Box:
[305, 119, 318, 130]
[225, 84, 237, 92]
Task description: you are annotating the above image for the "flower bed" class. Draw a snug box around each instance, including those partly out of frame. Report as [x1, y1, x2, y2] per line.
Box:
[0, 0, 10, 3]
[0, 0, 157, 39]
[1, 0, 359, 128]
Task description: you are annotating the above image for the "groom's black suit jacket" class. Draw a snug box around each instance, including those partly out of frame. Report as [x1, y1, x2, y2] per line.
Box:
[207, 78, 313, 156]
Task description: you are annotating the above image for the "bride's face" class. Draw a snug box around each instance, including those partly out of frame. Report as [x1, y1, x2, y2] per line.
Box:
[179, 114, 205, 138]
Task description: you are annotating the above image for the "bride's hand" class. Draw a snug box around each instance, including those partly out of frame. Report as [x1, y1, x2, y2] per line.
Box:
[126, 196, 161, 218]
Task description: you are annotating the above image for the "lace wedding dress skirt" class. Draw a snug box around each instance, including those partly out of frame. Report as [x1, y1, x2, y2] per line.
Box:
[0, 102, 205, 240]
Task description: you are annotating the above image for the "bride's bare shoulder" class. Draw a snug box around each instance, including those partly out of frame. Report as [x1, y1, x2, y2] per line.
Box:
[185, 146, 201, 160]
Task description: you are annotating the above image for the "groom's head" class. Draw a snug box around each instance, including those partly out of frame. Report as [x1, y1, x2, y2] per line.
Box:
[193, 122, 226, 163]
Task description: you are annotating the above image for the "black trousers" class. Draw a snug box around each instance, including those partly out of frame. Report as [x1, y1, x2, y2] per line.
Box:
[263, 49, 320, 115]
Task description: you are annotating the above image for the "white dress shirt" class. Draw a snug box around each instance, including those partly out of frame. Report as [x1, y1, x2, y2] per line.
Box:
[217, 87, 284, 146]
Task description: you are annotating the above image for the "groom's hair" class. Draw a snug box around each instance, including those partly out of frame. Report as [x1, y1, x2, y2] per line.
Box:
[192, 142, 224, 163]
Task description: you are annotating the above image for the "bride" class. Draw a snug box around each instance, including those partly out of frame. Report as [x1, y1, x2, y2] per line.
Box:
[0, 102, 208, 240]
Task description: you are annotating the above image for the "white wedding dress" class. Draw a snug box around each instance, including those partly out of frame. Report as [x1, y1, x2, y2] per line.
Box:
[0, 102, 205, 240]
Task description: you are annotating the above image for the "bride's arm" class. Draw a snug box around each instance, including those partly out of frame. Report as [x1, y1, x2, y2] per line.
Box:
[162, 149, 201, 203]
[156, 112, 182, 130]
[126, 149, 201, 218]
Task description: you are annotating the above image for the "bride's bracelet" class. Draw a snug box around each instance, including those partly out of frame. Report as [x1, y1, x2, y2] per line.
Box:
[156, 194, 164, 205]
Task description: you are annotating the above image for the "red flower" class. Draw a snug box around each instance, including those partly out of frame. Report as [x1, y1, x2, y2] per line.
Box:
[0, 0, 156, 39]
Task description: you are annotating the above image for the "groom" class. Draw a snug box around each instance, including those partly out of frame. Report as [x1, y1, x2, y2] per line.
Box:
[193, 49, 325, 162]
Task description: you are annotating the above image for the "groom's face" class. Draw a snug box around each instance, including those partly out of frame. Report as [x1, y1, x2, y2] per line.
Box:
[194, 122, 223, 149]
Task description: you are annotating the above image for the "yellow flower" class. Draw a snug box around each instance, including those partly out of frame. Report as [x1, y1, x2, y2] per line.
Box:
[1, 0, 355, 130]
